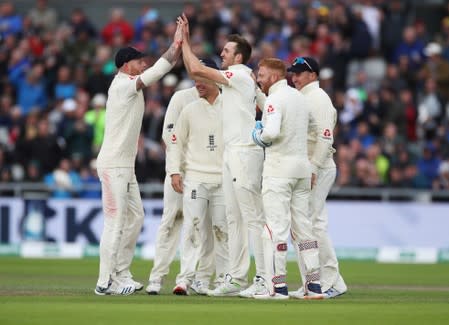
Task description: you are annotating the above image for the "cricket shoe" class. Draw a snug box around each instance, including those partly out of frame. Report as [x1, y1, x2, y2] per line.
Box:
[121, 278, 143, 291]
[190, 280, 209, 295]
[302, 282, 325, 300]
[94, 281, 135, 296]
[207, 274, 241, 297]
[145, 281, 161, 295]
[173, 283, 189, 296]
[133, 281, 144, 291]
[253, 286, 289, 300]
[288, 287, 305, 299]
[324, 287, 346, 299]
[113, 275, 143, 291]
[239, 276, 267, 298]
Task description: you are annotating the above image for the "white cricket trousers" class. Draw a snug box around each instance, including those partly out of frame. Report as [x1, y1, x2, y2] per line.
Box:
[293, 167, 347, 292]
[97, 168, 144, 288]
[262, 176, 321, 294]
[148, 174, 183, 284]
[223, 146, 265, 286]
[176, 180, 229, 286]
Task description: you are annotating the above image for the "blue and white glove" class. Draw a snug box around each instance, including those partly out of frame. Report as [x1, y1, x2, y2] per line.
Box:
[252, 121, 272, 148]
[255, 120, 264, 130]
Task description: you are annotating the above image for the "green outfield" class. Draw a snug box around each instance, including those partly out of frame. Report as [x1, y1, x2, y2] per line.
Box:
[1, 258, 448, 325]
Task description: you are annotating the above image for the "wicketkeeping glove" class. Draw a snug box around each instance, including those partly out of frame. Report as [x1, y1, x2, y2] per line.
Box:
[252, 122, 272, 148]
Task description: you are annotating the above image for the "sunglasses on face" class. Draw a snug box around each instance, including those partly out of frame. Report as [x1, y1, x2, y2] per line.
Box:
[293, 57, 313, 72]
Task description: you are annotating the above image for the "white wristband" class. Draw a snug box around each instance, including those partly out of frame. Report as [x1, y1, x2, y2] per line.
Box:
[140, 58, 172, 87]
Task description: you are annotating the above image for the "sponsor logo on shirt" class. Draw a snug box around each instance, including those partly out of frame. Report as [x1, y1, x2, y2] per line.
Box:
[267, 104, 275, 114]
[207, 134, 217, 151]
[277, 243, 288, 251]
[323, 128, 332, 138]
[167, 123, 174, 131]
[191, 189, 197, 199]
[225, 71, 233, 79]
[171, 134, 177, 143]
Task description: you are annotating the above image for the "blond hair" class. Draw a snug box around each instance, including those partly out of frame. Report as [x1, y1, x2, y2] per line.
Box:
[258, 58, 287, 78]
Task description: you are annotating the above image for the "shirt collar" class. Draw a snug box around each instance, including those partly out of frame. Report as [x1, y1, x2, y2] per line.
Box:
[117, 71, 130, 78]
[228, 64, 252, 73]
[199, 93, 222, 107]
[300, 81, 319, 94]
[268, 79, 288, 95]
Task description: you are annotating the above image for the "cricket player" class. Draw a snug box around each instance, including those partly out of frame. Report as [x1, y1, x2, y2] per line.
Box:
[179, 15, 266, 297]
[145, 85, 199, 295]
[252, 58, 323, 299]
[168, 58, 229, 295]
[287, 57, 347, 299]
[94, 20, 183, 295]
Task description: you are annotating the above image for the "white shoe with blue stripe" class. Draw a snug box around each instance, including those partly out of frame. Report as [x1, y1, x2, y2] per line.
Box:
[324, 287, 346, 299]
[94, 281, 136, 296]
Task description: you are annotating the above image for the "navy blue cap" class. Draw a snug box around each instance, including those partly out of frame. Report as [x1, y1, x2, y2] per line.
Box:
[199, 58, 219, 70]
[115, 47, 146, 68]
[287, 56, 320, 75]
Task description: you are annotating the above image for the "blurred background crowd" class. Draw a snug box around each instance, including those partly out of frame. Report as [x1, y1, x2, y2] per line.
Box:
[0, 0, 449, 198]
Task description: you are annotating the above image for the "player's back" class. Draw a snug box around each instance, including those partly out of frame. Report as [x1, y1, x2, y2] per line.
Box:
[263, 85, 311, 179]
[302, 82, 337, 168]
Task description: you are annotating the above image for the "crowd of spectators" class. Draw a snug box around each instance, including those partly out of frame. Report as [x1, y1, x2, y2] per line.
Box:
[0, 0, 449, 198]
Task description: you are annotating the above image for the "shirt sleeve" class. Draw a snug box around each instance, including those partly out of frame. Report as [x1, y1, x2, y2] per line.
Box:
[139, 57, 172, 87]
[219, 69, 250, 89]
[162, 92, 183, 146]
[255, 87, 266, 111]
[260, 98, 281, 143]
[166, 108, 189, 176]
[310, 94, 336, 171]
[119, 76, 140, 98]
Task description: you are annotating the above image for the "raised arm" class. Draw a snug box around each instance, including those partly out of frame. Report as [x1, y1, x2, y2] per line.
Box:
[180, 14, 229, 85]
[135, 19, 183, 91]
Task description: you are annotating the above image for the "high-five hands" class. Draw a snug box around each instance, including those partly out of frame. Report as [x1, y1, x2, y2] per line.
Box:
[178, 13, 190, 45]
[174, 15, 183, 47]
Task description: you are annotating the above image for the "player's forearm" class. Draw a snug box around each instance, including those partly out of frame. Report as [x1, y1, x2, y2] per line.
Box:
[261, 109, 281, 142]
[137, 58, 172, 90]
[310, 138, 333, 170]
[260, 121, 280, 142]
[182, 41, 205, 78]
[162, 41, 182, 66]
[255, 87, 266, 110]
[166, 146, 182, 175]
[181, 42, 194, 76]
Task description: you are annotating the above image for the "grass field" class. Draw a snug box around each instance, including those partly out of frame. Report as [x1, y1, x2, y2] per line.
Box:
[1, 258, 449, 325]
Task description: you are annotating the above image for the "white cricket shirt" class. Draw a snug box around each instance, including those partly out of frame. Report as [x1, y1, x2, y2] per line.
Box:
[162, 87, 199, 173]
[219, 64, 258, 147]
[260, 79, 311, 178]
[300, 81, 337, 173]
[168, 95, 223, 184]
[97, 58, 171, 168]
